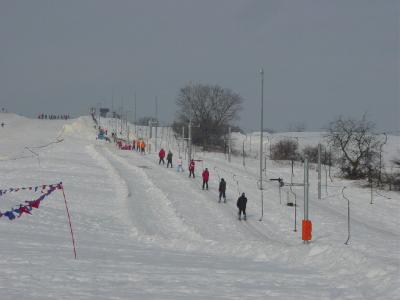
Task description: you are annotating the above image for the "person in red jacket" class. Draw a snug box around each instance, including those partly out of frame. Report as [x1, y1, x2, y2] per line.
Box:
[188, 159, 195, 178]
[202, 168, 209, 190]
[159, 148, 165, 165]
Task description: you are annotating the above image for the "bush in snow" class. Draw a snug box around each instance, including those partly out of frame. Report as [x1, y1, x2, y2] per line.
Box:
[384, 156, 400, 191]
[270, 139, 300, 161]
[301, 144, 332, 165]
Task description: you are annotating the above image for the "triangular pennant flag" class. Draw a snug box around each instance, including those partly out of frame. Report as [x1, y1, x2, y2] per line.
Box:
[4, 211, 15, 220]
[27, 199, 41, 209]
[17, 205, 32, 217]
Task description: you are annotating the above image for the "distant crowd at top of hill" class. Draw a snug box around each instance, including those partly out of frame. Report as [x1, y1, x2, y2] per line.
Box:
[38, 114, 70, 120]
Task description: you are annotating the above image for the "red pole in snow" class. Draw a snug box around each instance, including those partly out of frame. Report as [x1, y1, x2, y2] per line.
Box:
[60, 183, 77, 259]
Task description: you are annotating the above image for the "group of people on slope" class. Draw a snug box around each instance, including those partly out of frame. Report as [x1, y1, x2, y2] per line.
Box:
[132, 139, 146, 154]
[188, 160, 209, 192]
[38, 113, 70, 120]
[158, 148, 173, 168]
[158, 149, 196, 175]
[157, 150, 248, 220]
[158, 148, 184, 172]
[217, 178, 247, 220]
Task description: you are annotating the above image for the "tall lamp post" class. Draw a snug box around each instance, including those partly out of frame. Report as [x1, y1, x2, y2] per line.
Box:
[125, 110, 132, 142]
[134, 92, 137, 135]
[259, 67, 264, 221]
[188, 82, 193, 163]
[155, 96, 158, 152]
[97, 102, 102, 128]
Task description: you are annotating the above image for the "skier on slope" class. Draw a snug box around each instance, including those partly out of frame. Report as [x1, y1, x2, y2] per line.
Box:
[188, 159, 195, 178]
[177, 157, 184, 172]
[136, 140, 140, 152]
[218, 178, 226, 203]
[166, 150, 173, 168]
[202, 168, 209, 190]
[140, 140, 146, 154]
[237, 192, 247, 220]
[159, 148, 166, 165]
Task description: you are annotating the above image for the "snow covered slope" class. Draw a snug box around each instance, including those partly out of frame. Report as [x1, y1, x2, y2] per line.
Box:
[0, 113, 399, 299]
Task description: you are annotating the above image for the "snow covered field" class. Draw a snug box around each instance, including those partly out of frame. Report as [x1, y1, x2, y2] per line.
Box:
[0, 113, 399, 299]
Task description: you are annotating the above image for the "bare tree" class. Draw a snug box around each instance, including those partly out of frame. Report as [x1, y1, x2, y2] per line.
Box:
[270, 139, 300, 161]
[174, 83, 243, 149]
[325, 115, 381, 179]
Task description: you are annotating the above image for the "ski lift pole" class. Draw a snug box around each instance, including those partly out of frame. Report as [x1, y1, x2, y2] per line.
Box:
[270, 177, 283, 204]
[233, 174, 240, 196]
[258, 178, 264, 222]
[259, 68, 264, 222]
[242, 140, 245, 167]
[285, 181, 304, 232]
[291, 160, 294, 177]
[228, 126, 231, 163]
[369, 167, 373, 205]
[177, 139, 181, 158]
[342, 187, 350, 245]
[289, 168, 297, 232]
[328, 148, 333, 183]
[302, 159, 312, 244]
[213, 167, 221, 181]
[318, 143, 322, 200]
[378, 133, 387, 187]
[324, 164, 328, 195]
[287, 184, 298, 232]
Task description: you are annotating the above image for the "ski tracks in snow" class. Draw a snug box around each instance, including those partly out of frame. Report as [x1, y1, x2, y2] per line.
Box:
[95, 146, 206, 247]
[98, 145, 301, 260]
[85, 144, 137, 233]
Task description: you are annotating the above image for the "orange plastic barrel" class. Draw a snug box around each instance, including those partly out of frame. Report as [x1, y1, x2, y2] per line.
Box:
[302, 220, 312, 241]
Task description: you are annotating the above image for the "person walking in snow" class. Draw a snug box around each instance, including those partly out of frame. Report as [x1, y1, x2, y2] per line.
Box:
[136, 140, 140, 152]
[218, 178, 226, 203]
[166, 150, 173, 168]
[202, 168, 209, 190]
[188, 159, 195, 178]
[177, 157, 184, 172]
[237, 192, 247, 220]
[140, 140, 146, 154]
[159, 148, 166, 165]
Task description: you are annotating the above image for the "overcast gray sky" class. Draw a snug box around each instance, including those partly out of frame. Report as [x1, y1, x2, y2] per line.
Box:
[0, 0, 398, 132]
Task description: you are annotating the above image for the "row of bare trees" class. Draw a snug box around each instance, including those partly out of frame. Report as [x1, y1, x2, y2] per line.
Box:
[270, 140, 331, 165]
[167, 82, 398, 190]
[268, 116, 399, 189]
